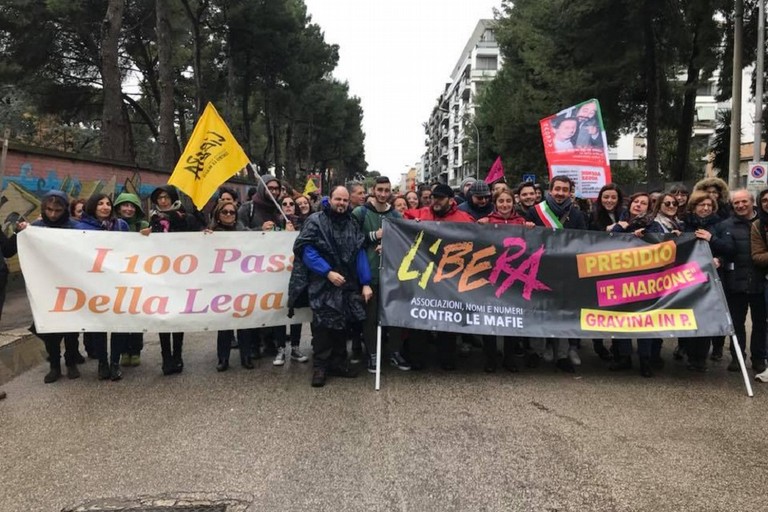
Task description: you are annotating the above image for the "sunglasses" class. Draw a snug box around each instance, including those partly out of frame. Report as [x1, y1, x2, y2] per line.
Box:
[282, 202, 295, 207]
[220, 210, 236, 215]
[661, 201, 678, 207]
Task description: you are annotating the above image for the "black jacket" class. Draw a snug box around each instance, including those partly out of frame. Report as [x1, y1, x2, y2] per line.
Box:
[289, 204, 367, 329]
[717, 214, 763, 294]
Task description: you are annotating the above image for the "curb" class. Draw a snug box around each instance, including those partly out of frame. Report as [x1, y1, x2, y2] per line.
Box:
[0, 332, 45, 386]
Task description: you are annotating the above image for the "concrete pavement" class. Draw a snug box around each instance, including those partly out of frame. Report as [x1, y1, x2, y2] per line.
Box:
[1, 322, 767, 511]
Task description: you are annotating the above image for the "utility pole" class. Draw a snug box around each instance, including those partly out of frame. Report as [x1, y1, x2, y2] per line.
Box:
[0, 128, 10, 186]
[729, 0, 744, 188]
[754, 0, 765, 163]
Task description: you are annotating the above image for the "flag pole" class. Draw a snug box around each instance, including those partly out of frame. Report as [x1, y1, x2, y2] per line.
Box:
[248, 162, 291, 226]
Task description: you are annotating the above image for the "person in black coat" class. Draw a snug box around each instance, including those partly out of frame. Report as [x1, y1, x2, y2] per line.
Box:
[27, 191, 81, 382]
[715, 189, 766, 373]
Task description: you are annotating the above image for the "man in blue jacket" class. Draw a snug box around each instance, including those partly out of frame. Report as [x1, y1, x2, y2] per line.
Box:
[291, 186, 373, 387]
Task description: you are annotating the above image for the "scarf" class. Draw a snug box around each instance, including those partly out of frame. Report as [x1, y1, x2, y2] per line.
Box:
[653, 213, 679, 233]
[545, 193, 573, 219]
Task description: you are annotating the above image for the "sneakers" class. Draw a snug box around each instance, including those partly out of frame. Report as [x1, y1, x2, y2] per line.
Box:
[290, 347, 309, 363]
[367, 354, 377, 374]
[710, 347, 723, 361]
[66, 365, 81, 380]
[350, 348, 363, 364]
[727, 359, 741, 372]
[273, 347, 286, 366]
[390, 352, 411, 371]
[755, 368, 768, 383]
[568, 348, 581, 366]
[753, 360, 767, 374]
[120, 353, 131, 366]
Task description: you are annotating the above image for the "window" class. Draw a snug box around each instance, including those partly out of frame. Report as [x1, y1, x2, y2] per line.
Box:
[481, 29, 496, 43]
[475, 56, 498, 71]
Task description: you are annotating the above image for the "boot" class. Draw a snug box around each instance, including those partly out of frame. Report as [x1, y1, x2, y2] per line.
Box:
[311, 367, 327, 387]
[639, 358, 653, 378]
[161, 355, 175, 376]
[98, 361, 111, 380]
[609, 355, 632, 371]
[240, 355, 254, 370]
[216, 359, 229, 372]
[109, 363, 122, 381]
[66, 364, 81, 380]
[44, 366, 62, 384]
[173, 355, 184, 374]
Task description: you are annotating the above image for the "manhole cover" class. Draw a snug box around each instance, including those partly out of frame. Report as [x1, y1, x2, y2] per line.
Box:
[63, 493, 252, 512]
[117, 508, 227, 512]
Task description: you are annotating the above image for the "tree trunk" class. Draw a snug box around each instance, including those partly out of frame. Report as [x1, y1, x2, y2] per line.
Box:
[100, 0, 133, 161]
[178, 104, 189, 149]
[180, 0, 207, 116]
[672, 29, 702, 182]
[241, 54, 251, 153]
[156, 0, 176, 170]
[285, 121, 296, 185]
[643, 0, 660, 184]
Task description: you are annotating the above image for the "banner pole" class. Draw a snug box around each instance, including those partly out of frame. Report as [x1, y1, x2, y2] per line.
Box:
[375, 324, 382, 391]
[731, 335, 754, 397]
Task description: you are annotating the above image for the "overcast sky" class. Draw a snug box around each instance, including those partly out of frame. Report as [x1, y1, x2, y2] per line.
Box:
[303, 0, 502, 182]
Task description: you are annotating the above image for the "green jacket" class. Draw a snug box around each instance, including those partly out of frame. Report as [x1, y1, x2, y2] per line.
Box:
[114, 192, 150, 232]
[352, 202, 401, 285]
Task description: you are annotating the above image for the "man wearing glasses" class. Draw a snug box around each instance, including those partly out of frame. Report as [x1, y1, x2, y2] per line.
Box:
[238, 174, 284, 231]
[458, 180, 494, 220]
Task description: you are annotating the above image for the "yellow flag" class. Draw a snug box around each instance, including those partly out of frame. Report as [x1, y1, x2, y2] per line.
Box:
[303, 176, 318, 194]
[168, 103, 249, 209]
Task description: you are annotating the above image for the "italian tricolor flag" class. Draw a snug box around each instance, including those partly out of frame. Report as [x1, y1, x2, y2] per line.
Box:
[533, 202, 563, 229]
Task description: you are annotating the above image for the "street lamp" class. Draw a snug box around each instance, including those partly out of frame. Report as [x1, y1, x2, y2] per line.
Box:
[437, 107, 480, 178]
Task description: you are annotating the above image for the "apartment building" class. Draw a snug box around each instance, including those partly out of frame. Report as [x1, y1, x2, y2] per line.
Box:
[422, 19, 500, 186]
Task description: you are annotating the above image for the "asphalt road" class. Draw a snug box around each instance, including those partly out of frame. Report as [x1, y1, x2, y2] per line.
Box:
[1, 329, 766, 512]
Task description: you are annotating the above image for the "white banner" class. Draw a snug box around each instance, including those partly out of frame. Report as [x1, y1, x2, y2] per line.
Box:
[18, 227, 311, 333]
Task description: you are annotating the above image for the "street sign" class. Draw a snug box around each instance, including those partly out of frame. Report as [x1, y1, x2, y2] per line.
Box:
[522, 173, 536, 183]
[747, 162, 768, 194]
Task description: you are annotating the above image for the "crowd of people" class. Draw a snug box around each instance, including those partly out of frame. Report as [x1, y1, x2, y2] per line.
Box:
[3, 171, 767, 390]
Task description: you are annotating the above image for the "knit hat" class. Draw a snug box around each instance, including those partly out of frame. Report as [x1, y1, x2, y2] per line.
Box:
[469, 181, 491, 198]
[431, 184, 455, 198]
[460, 177, 477, 191]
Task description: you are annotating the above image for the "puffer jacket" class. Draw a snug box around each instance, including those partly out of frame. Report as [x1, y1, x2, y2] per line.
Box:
[718, 213, 762, 294]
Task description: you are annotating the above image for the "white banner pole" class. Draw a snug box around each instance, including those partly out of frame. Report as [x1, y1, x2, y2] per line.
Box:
[375, 324, 382, 391]
[731, 335, 754, 397]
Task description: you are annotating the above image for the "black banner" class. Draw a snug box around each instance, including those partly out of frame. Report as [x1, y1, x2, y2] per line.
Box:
[379, 219, 733, 339]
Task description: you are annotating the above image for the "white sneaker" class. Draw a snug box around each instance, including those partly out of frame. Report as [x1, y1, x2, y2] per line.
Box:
[568, 348, 582, 366]
[290, 347, 309, 363]
[755, 368, 768, 383]
[273, 347, 286, 366]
